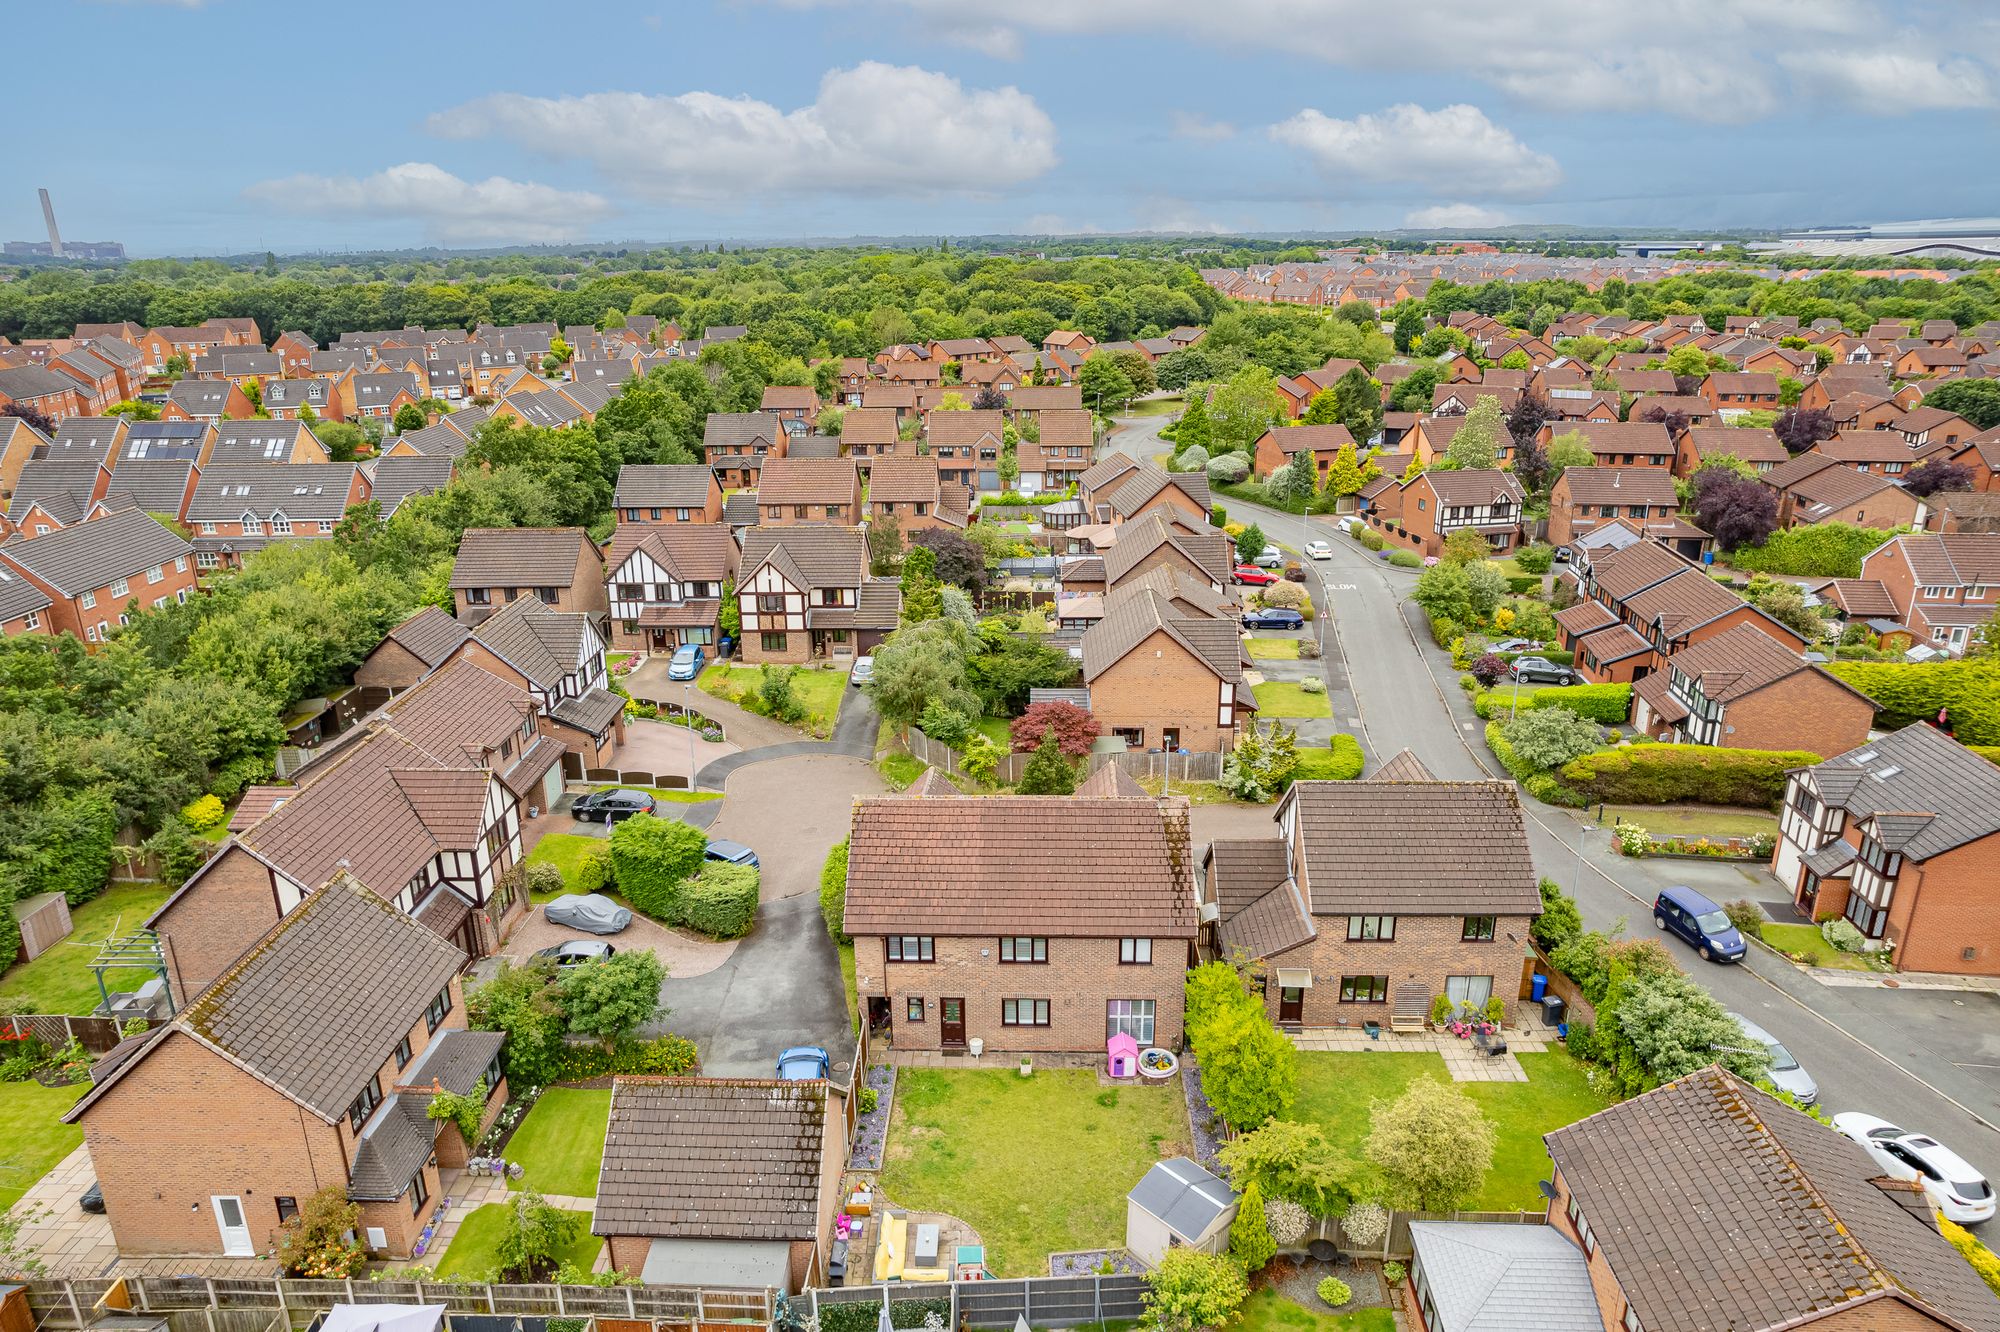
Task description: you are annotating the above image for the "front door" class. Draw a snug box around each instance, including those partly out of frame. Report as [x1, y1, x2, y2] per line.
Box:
[1278, 987, 1304, 1025]
[940, 997, 966, 1049]
[212, 1196, 253, 1257]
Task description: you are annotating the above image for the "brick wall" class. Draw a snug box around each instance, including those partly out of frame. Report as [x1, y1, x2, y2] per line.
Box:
[1886, 838, 2000, 976]
[1088, 629, 1232, 752]
[1546, 1167, 1634, 1331]
[738, 630, 815, 665]
[155, 845, 280, 1009]
[1259, 914, 1533, 1027]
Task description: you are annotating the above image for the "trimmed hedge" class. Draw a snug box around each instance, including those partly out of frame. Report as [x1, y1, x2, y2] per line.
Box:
[1824, 659, 1999, 746]
[1293, 734, 1365, 782]
[820, 839, 850, 942]
[1504, 574, 1542, 595]
[1473, 682, 1632, 724]
[1973, 745, 2000, 768]
[1728, 523, 1901, 579]
[1484, 722, 1586, 807]
[1558, 744, 1822, 808]
[681, 861, 760, 938]
[1387, 549, 1422, 568]
[607, 814, 708, 923]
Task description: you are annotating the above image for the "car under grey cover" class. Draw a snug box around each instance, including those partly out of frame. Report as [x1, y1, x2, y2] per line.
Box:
[543, 893, 632, 934]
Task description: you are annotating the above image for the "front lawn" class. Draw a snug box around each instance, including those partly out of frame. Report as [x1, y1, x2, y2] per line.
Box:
[1291, 1051, 1610, 1211]
[700, 663, 846, 732]
[1127, 396, 1184, 418]
[1759, 922, 1876, 972]
[1245, 637, 1301, 661]
[880, 1069, 1189, 1276]
[508, 1088, 611, 1197]
[0, 883, 174, 1016]
[1237, 1290, 1393, 1332]
[523, 834, 603, 898]
[0, 1080, 87, 1212]
[430, 1203, 601, 1279]
[1252, 682, 1333, 719]
[1603, 805, 1779, 841]
[878, 753, 927, 790]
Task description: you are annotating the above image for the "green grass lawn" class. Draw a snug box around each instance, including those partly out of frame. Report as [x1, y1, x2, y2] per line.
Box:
[699, 663, 846, 732]
[974, 716, 1014, 748]
[1237, 1290, 1393, 1332]
[429, 1203, 601, 1279]
[837, 941, 858, 1033]
[1252, 681, 1333, 719]
[1245, 637, 1302, 660]
[878, 753, 927, 790]
[523, 834, 604, 898]
[1292, 1051, 1611, 1211]
[880, 1069, 1190, 1276]
[1477, 683, 1549, 708]
[0, 883, 174, 1016]
[1127, 396, 1184, 418]
[607, 653, 633, 669]
[1603, 805, 1779, 840]
[1760, 922, 1875, 971]
[0, 1080, 86, 1212]
[508, 1088, 611, 1197]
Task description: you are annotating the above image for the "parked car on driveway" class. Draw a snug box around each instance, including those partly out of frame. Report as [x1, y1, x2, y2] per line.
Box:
[1305, 540, 1333, 560]
[1253, 546, 1285, 568]
[849, 655, 874, 686]
[1509, 656, 1577, 685]
[666, 643, 706, 681]
[1233, 564, 1278, 586]
[776, 1046, 831, 1080]
[570, 787, 656, 824]
[705, 838, 760, 868]
[1243, 608, 1305, 630]
[1654, 885, 1746, 962]
[1489, 637, 1537, 653]
[533, 939, 616, 968]
[1832, 1113, 1996, 1224]
[543, 893, 632, 934]
[1724, 1011, 1817, 1105]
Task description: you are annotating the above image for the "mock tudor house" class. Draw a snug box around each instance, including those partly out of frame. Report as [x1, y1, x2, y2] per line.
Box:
[845, 789, 1196, 1055]
[0, 507, 198, 642]
[450, 527, 608, 622]
[65, 877, 505, 1262]
[1774, 723, 2000, 975]
[1630, 622, 1876, 754]
[1202, 773, 1538, 1030]
[614, 464, 724, 526]
[604, 523, 741, 655]
[1372, 469, 1525, 557]
[735, 526, 897, 664]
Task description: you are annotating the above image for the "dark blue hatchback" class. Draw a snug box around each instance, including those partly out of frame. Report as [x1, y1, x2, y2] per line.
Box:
[1654, 884, 1746, 962]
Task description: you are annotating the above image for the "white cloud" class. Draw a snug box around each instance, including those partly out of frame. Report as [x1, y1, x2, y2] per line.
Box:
[429, 63, 1057, 205]
[1270, 104, 1560, 199]
[939, 25, 1022, 58]
[1403, 203, 1511, 229]
[243, 163, 612, 244]
[1778, 48, 1997, 109]
[1169, 111, 1236, 142]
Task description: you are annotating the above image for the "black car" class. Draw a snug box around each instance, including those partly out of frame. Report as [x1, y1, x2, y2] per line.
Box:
[1509, 656, 1578, 685]
[1242, 608, 1305, 630]
[570, 787, 656, 824]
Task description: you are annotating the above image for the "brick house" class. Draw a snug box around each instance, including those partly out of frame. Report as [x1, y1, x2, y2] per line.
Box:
[0, 560, 53, 637]
[1024, 408, 1094, 493]
[0, 365, 87, 422]
[1203, 771, 1538, 1030]
[1774, 724, 2000, 973]
[594, 1078, 846, 1292]
[1101, 511, 1232, 596]
[207, 420, 330, 465]
[1095, 462, 1213, 531]
[1372, 469, 1524, 557]
[1546, 468, 1684, 548]
[759, 385, 820, 424]
[1630, 622, 1875, 753]
[0, 415, 49, 508]
[735, 526, 897, 664]
[1542, 1065, 2000, 1332]
[756, 456, 861, 526]
[1561, 420, 1677, 469]
[185, 462, 370, 573]
[260, 375, 346, 422]
[1851, 532, 2000, 653]
[1761, 452, 1923, 530]
[0, 507, 197, 642]
[702, 413, 785, 490]
[864, 455, 969, 536]
[65, 877, 505, 1262]
[925, 409, 1004, 492]
[1891, 406, 1976, 452]
[845, 788, 1196, 1054]
[839, 407, 903, 469]
[1251, 423, 1356, 482]
[1081, 583, 1251, 753]
[163, 378, 256, 423]
[604, 524, 740, 655]
[1701, 371, 1782, 418]
[613, 464, 724, 526]
[1815, 433, 1917, 476]
[1672, 425, 1789, 478]
[449, 526, 608, 622]
[1557, 539, 1808, 685]
[5, 457, 112, 533]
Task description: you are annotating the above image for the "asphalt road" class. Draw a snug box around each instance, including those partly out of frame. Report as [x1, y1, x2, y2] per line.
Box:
[1108, 411, 2000, 1212]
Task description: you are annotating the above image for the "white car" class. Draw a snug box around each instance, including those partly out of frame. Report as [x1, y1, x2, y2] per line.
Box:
[1304, 541, 1333, 560]
[849, 656, 874, 686]
[1831, 1113, 1996, 1223]
[1723, 1011, 1817, 1106]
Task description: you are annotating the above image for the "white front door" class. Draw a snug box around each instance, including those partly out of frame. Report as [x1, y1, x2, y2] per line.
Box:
[212, 1195, 253, 1256]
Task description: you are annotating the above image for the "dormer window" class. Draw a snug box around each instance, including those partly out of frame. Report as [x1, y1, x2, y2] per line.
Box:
[241, 512, 262, 535]
[271, 511, 292, 535]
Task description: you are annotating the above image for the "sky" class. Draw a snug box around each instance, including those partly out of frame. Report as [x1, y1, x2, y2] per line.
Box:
[9, 0, 2000, 255]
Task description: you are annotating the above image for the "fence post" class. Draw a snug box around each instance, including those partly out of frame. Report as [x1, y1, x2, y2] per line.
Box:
[553, 1288, 565, 1317]
[344, 1280, 355, 1305]
[696, 1290, 706, 1324]
[204, 1308, 216, 1332]
[484, 1284, 496, 1315]
[276, 1281, 288, 1322]
[624, 1288, 636, 1318]
[66, 1281, 84, 1327]
[1382, 1210, 1392, 1262]
[415, 1283, 427, 1307]
[810, 1288, 819, 1326]
[1094, 1274, 1103, 1330]
[949, 1280, 958, 1332]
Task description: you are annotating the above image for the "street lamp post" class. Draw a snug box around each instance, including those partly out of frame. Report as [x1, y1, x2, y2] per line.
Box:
[684, 678, 695, 788]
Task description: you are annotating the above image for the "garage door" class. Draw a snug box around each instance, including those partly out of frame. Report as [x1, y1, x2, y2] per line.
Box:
[540, 765, 563, 816]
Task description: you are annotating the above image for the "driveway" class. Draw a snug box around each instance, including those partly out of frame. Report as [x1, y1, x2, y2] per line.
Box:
[613, 716, 737, 783]
[702, 753, 886, 900]
[501, 899, 736, 979]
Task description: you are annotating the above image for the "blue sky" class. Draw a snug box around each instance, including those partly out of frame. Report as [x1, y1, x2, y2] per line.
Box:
[9, 0, 1999, 254]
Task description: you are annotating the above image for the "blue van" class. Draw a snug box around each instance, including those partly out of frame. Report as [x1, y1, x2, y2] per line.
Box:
[1654, 885, 1746, 963]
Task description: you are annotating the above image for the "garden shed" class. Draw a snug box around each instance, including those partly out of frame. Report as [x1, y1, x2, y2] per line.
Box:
[11, 892, 71, 962]
[1125, 1157, 1237, 1267]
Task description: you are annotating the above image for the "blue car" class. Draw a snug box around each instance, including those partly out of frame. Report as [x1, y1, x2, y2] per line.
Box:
[1654, 885, 1746, 962]
[705, 838, 760, 869]
[1242, 609, 1305, 630]
[666, 643, 706, 681]
[777, 1046, 831, 1080]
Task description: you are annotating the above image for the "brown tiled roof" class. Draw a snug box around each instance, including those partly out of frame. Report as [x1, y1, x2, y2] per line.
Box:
[904, 767, 964, 797]
[1818, 578, 1900, 619]
[594, 1078, 829, 1241]
[604, 524, 739, 584]
[449, 527, 595, 589]
[1083, 587, 1240, 683]
[1622, 567, 1756, 638]
[1632, 670, 1689, 723]
[925, 408, 1006, 447]
[841, 407, 899, 447]
[845, 794, 1197, 937]
[738, 525, 867, 590]
[865, 455, 942, 505]
[1761, 450, 1842, 490]
[1074, 762, 1149, 799]
[1816, 434, 1912, 464]
[1038, 408, 1093, 449]
[382, 658, 535, 761]
[614, 464, 717, 509]
[855, 579, 901, 628]
[1682, 426, 1788, 465]
[1078, 454, 1142, 496]
[1422, 468, 1524, 508]
[1788, 464, 1901, 519]
[243, 730, 460, 894]
[1204, 839, 1290, 918]
[1553, 600, 1616, 635]
[1261, 424, 1354, 456]
[1578, 621, 1652, 663]
[760, 385, 818, 411]
[1102, 511, 1230, 587]
[1670, 622, 1866, 705]
[755, 456, 859, 507]
[470, 594, 597, 690]
[1283, 781, 1537, 916]
[1565, 420, 1675, 457]
[1220, 879, 1317, 961]
[701, 412, 779, 452]
[1881, 533, 2000, 588]
[1588, 539, 1696, 600]
[1555, 468, 1678, 507]
[1547, 1066, 2000, 1332]
[1369, 749, 1435, 781]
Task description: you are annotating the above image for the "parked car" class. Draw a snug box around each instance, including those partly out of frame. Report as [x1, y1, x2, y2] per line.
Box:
[849, 655, 875, 686]
[776, 1046, 831, 1080]
[1489, 637, 1537, 654]
[1253, 546, 1285, 568]
[705, 838, 760, 868]
[532, 939, 617, 968]
[79, 1181, 104, 1214]
[1282, 561, 1307, 583]
[1832, 1113, 1996, 1224]
[666, 643, 706, 681]
[1509, 656, 1577, 685]
[1304, 540, 1333, 560]
[1243, 608, 1306, 630]
[570, 787, 656, 824]
[1653, 885, 1746, 962]
[543, 892, 632, 934]
[1724, 1012, 1817, 1105]
[1233, 564, 1278, 586]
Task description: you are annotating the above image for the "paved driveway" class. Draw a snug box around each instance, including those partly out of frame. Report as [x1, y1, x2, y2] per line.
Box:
[702, 753, 886, 900]
[613, 717, 737, 782]
[501, 900, 736, 979]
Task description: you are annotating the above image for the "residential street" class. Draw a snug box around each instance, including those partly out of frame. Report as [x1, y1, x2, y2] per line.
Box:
[1108, 410, 2000, 1206]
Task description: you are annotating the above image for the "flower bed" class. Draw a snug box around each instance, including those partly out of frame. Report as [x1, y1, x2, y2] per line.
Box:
[1049, 1248, 1143, 1277]
[1614, 824, 1775, 860]
[1180, 1051, 1225, 1173]
[848, 1063, 895, 1170]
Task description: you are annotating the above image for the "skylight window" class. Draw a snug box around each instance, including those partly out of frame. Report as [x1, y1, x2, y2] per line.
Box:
[1872, 765, 1902, 781]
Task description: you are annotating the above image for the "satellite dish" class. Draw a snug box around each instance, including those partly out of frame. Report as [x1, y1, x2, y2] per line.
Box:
[1538, 1179, 1559, 1201]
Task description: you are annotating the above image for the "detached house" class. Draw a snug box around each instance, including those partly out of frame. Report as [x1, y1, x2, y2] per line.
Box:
[839, 407, 903, 468]
[1855, 532, 2000, 653]
[1631, 622, 1875, 754]
[1673, 426, 1788, 477]
[756, 456, 861, 525]
[1203, 773, 1538, 1030]
[1547, 468, 1708, 560]
[865, 455, 969, 536]
[1251, 424, 1356, 483]
[1082, 582, 1250, 753]
[845, 789, 1196, 1054]
[924, 409, 1004, 492]
[605, 523, 741, 656]
[1761, 452, 1923, 530]
[450, 526, 608, 622]
[614, 464, 724, 526]
[1562, 420, 1677, 469]
[0, 508, 196, 641]
[163, 377, 255, 423]
[1701, 371, 1782, 418]
[1373, 469, 1524, 557]
[66, 877, 504, 1263]
[735, 525, 897, 664]
[1023, 408, 1094, 492]
[702, 413, 785, 490]
[1775, 724, 2000, 974]
[1557, 539, 1808, 685]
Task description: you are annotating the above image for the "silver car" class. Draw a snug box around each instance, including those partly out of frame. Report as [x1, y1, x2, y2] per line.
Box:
[1725, 1011, 1817, 1106]
[849, 655, 875, 686]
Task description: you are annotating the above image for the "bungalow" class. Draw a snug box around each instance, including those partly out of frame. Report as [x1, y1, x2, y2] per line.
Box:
[1631, 622, 1876, 753]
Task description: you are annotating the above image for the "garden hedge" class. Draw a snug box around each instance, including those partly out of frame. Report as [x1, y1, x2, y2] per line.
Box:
[1727, 523, 1901, 579]
[1387, 549, 1422, 568]
[607, 814, 708, 924]
[821, 1298, 950, 1332]
[1473, 682, 1632, 724]
[1504, 574, 1543, 595]
[1484, 722, 1586, 806]
[1824, 658, 1999, 746]
[681, 862, 761, 938]
[1973, 745, 2000, 768]
[820, 839, 850, 942]
[1291, 734, 1365, 782]
[1558, 744, 1822, 808]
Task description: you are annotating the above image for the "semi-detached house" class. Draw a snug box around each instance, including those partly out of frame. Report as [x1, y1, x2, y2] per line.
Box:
[0, 507, 197, 642]
[185, 462, 370, 572]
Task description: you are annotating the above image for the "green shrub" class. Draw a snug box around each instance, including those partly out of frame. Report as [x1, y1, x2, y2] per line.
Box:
[1504, 574, 1542, 595]
[1290, 735, 1365, 783]
[819, 839, 850, 942]
[919, 700, 974, 747]
[681, 861, 760, 938]
[1822, 917, 1866, 953]
[607, 814, 707, 923]
[1973, 745, 2000, 767]
[1210, 504, 1227, 528]
[1316, 1277, 1352, 1307]
[575, 844, 611, 895]
[1501, 707, 1603, 770]
[1824, 659, 1999, 745]
[1527, 682, 1632, 724]
[549, 1033, 699, 1082]
[1729, 523, 1901, 578]
[1515, 544, 1554, 575]
[1427, 615, 1462, 649]
[181, 794, 226, 831]
[1360, 529, 1385, 551]
[1724, 900, 1766, 938]
[1559, 744, 1822, 808]
[524, 862, 566, 897]
[820, 1297, 950, 1332]
[1387, 549, 1422, 568]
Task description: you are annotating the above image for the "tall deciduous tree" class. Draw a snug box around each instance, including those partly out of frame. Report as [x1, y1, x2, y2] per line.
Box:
[1365, 1077, 1497, 1213]
[1904, 457, 1975, 498]
[1691, 466, 1779, 550]
[1444, 395, 1505, 470]
[1774, 406, 1836, 454]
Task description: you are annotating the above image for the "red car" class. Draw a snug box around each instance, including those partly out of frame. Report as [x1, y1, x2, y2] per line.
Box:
[1234, 564, 1278, 586]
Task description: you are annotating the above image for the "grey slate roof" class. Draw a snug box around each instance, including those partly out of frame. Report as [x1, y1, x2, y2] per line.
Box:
[615, 464, 717, 509]
[1, 508, 191, 596]
[50, 417, 124, 461]
[365, 455, 455, 515]
[450, 527, 595, 589]
[347, 1095, 434, 1201]
[702, 412, 780, 452]
[551, 689, 627, 735]
[1803, 722, 2000, 861]
[166, 379, 233, 416]
[0, 564, 52, 623]
[6, 458, 104, 521]
[395, 422, 471, 458]
[0, 365, 77, 401]
[722, 492, 760, 525]
[188, 463, 358, 522]
[1405, 1222, 1601, 1332]
[208, 421, 316, 464]
[1128, 1158, 1237, 1240]
[122, 420, 208, 461]
[1283, 780, 1538, 916]
[103, 459, 196, 516]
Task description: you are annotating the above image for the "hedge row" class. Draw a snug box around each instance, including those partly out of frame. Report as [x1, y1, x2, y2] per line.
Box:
[1292, 734, 1365, 782]
[1484, 722, 1586, 806]
[681, 862, 760, 938]
[1728, 523, 1900, 579]
[1558, 744, 1822, 808]
[1472, 682, 1632, 724]
[1823, 658, 1999, 747]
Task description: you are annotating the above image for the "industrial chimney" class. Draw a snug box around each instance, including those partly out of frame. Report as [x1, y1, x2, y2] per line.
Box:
[38, 189, 62, 254]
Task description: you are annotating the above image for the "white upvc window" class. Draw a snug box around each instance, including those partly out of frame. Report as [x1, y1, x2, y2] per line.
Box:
[111, 578, 129, 598]
[147, 564, 165, 584]
[80, 590, 97, 609]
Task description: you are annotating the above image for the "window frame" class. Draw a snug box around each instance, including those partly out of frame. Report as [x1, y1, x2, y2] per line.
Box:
[1346, 915, 1396, 941]
[1339, 975, 1390, 1003]
[424, 986, 452, 1034]
[1119, 937, 1153, 965]
[1462, 915, 1498, 942]
[347, 1076, 382, 1134]
[999, 937, 1047, 964]
[906, 996, 925, 1023]
[1001, 998, 1051, 1027]
[887, 936, 935, 963]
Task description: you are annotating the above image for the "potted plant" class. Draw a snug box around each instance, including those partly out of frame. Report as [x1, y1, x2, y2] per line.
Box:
[1428, 994, 1453, 1029]
[1019, 1054, 1033, 1078]
[1483, 995, 1506, 1027]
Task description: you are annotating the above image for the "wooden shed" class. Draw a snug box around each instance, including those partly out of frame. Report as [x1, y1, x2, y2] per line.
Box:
[11, 892, 72, 962]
